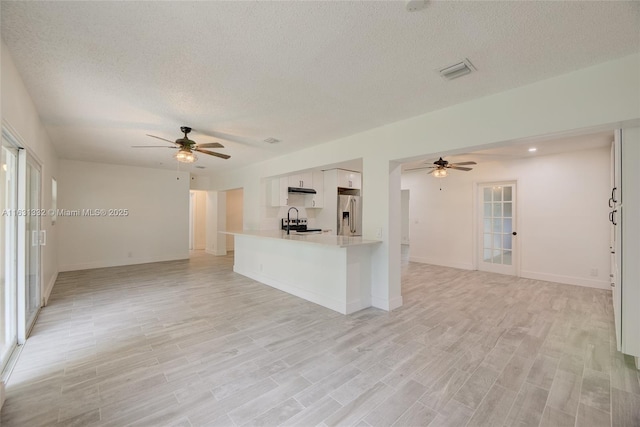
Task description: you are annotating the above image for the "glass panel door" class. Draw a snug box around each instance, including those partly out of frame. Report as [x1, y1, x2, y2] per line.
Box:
[25, 156, 41, 333]
[479, 182, 517, 275]
[1, 140, 19, 372]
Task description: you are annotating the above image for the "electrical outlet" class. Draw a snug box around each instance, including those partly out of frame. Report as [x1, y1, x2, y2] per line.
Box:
[590, 268, 598, 277]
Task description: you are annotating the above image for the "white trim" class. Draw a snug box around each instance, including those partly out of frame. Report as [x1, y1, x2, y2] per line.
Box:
[371, 295, 403, 311]
[0, 380, 5, 411]
[345, 299, 369, 315]
[408, 256, 474, 271]
[43, 270, 58, 306]
[234, 266, 347, 314]
[59, 254, 189, 272]
[520, 270, 610, 290]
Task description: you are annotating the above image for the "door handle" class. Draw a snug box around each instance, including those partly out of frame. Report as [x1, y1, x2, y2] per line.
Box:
[32, 230, 38, 246]
[512, 232, 517, 236]
[609, 197, 614, 208]
[610, 209, 617, 226]
[611, 187, 617, 204]
[40, 230, 46, 246]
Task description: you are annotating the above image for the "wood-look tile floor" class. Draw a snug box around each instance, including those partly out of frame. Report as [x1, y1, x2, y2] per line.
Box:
[2, 250, 639, 426]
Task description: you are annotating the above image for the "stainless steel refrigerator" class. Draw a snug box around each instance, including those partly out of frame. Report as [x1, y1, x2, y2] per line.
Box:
[337, 195, 362, 236]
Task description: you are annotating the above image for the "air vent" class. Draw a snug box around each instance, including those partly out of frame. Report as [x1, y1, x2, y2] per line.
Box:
[195, 165, 206, 169]
[439, 59, 476, 80]
[264, 137, 280, 144]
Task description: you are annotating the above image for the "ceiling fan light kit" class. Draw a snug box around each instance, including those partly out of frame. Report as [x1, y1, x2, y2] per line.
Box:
[175, 148, 197, 163]
[433, 168, 448, 178]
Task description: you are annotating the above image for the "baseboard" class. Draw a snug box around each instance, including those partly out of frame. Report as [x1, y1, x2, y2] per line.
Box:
[408, 256, 474, 271]
[371, 295, 403, 311]
[59, 253, 189, 272]
[520, 270, 610, 290]
[43, 270, 58, 306]
[345, 298, 370, 315]
[234, 266, 347, 314]
[205, 248, 227, 256]
[0, 380, 5, 411]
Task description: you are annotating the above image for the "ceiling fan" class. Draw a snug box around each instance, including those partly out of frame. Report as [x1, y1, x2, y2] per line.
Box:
[405, 157, 477, 177]
[132, 126, 230, 163]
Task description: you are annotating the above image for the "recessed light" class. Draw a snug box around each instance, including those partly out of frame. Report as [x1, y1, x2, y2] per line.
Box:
[528, 148, 537, 152]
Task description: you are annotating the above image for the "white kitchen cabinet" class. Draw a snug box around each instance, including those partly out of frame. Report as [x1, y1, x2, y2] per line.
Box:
[305, 171, 324, 208]
[337, 169, 361, 189]
[269, 177, 289, 207]
[288, 172, 313, 188]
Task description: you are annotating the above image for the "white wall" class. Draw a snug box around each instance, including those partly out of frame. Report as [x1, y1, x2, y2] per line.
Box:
[402, 146, 611, 288]
[1, 41, 60, 303]
[208, 53, 640, 311]
[225, 188, 243, 250]
[400, 190, 410, 245]
[58, 160, 190, 271]
[191, 190, 207, 250]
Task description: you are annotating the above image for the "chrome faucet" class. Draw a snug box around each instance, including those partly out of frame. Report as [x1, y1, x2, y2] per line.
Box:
[286, 207, 299, 235]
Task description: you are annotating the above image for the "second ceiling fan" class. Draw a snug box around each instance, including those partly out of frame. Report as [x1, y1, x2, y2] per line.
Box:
[133, 126, 231, 163]
[406, 157, 477, 177]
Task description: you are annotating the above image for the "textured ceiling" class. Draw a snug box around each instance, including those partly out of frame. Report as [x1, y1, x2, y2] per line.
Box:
[1, 1, 639, 172]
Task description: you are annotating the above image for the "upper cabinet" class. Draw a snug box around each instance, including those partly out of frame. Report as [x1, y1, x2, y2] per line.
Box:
[305, 171, 324, 208]
[269, 177, 289, 207]
[268, 170, 324, 208]
[288, 172, 313, 188]
[337, 169, 362, 189]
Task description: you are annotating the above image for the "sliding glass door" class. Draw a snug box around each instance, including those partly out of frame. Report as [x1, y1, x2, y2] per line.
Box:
[1, 138, 19, 372]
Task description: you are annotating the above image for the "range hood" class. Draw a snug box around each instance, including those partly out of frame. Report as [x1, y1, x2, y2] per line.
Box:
[288, 186, 317, 194]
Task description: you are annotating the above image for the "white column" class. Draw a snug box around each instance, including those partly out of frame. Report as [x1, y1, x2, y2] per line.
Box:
[362, 157, 403, 311]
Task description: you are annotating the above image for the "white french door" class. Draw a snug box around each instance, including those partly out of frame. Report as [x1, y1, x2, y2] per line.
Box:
[478, 182, 517, 275]
[20, 152, 42, 340]
[1, 137, 19, 372]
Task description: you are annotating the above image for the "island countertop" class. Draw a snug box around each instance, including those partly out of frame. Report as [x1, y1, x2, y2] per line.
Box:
[221, 230, 381, 248]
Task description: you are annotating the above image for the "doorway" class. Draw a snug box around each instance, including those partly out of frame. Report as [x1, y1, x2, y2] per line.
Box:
[477, 182, 517, 276]
[189, 190, 207, 251]
[225, 188, 243, 252]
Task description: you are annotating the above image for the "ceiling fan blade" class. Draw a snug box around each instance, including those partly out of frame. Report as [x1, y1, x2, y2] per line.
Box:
[449, 166, 473, 171]
[131, 145, 176, 148]
[146, 134, 179, 145]
[196, 142, 224, 149]
[404, 166, 436, 171]
[195, 148, 231, 160]
[451, 161, 477, 166]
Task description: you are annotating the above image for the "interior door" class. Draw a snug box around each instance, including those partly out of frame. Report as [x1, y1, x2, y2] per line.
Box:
[478, 182, 517, 275]
[0, 139, 19, 372]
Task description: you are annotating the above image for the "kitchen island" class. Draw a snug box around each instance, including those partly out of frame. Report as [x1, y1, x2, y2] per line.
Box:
[223, 230, 381, 314]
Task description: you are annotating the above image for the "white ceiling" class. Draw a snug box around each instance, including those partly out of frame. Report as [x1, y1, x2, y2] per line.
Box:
[1, 1, 639, 172]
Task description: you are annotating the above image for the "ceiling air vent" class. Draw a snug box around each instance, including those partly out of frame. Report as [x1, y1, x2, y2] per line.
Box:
[264, 137, 280, 144]
[195, 165, 206, 169]
[439, 59, 476, 80]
